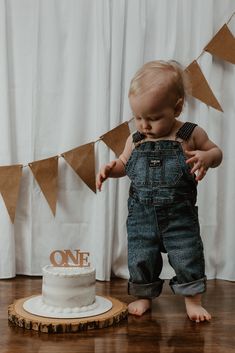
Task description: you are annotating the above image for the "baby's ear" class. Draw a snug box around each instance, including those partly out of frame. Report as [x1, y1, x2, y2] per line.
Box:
[174, 98, 184, 117]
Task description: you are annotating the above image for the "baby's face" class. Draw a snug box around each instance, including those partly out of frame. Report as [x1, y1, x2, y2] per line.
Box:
[129, 88, 181, 139]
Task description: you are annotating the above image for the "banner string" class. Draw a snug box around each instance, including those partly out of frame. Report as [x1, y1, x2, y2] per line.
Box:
[7, 11, 235, 171]
[193, 11, 235, 64]
[21, 119, 134, 169]
[227, 11, 235, 24]
[2, 11, 235, 222]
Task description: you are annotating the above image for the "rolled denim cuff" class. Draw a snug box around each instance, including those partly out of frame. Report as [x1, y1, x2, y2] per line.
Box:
[170, 276, 207, 296]
[128, 279, 164, 299]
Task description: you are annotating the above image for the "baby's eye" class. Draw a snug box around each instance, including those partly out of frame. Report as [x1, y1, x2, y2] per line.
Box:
[134, 116, 141, 120]
[145, 117, 157, 122]
[151, 115, 163, 121]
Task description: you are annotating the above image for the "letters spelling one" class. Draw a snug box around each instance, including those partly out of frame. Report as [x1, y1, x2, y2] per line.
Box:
[50, 249, 90, 267]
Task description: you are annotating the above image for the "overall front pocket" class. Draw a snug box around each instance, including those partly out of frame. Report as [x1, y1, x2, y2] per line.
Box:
[130, 150, 183, 187]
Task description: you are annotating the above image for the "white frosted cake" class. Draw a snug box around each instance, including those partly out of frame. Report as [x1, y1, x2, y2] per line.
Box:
[41, 265, 96, 313]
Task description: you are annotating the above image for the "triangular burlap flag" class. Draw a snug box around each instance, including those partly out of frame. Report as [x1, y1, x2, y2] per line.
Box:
[0, 165, 23, 223]
[100, 121, 130, 157]
[62, 142, 96, 193]
[29, 156, 58, 216]
[185, 61, 223, 112]
[204, 24, 235, 64]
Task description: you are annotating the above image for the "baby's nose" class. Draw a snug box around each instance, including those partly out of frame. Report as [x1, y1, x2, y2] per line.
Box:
[142, 120, 151, 129]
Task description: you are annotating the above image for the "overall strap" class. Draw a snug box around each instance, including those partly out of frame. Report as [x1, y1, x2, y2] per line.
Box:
[175, 122, 197, 141]
[132, 131, 146, 144]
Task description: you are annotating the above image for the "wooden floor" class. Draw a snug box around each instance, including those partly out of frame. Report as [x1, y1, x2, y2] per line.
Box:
[0, 276, 234, 353]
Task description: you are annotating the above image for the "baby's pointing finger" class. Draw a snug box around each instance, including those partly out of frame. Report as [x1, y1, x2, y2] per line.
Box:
[96, 179, 102, 191]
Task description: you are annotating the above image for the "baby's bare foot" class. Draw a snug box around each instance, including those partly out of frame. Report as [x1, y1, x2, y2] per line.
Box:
[185, 295, 211, 323]
[128, 299, 151, 316]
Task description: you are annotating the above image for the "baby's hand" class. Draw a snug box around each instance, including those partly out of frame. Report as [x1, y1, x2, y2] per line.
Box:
[96, 161, 117, 191]
[185, 150, 211, 181]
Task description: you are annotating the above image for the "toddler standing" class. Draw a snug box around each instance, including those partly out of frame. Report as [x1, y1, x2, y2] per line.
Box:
[96, 61, 222, 322]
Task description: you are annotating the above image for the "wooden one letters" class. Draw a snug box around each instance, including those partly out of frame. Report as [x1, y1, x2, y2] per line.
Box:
[50, 249, 90, 267]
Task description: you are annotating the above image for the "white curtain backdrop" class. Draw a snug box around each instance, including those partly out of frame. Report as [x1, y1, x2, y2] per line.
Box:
[0, 0, 234, 281]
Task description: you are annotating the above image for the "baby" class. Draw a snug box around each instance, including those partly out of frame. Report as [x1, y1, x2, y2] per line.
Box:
[96, 60, 222, 323]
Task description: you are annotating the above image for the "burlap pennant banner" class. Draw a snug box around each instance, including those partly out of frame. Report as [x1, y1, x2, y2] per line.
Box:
[204, 24, 235, 64]
[0, 14, 235, 223]
[29, 156, 59, 216]
[62, 142, 96, 193]
[100, 121, 130, 157]
[0, 165, 23, 223]
[185, 61, 223, 112]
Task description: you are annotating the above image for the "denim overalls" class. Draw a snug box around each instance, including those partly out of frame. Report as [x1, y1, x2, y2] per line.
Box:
[125, 122, 206, 298]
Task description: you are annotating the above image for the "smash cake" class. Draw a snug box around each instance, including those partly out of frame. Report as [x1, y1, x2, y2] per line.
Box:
[8, 248, 128, 332]
[22, 250, 112, 319]
[40, 265, 97, 314]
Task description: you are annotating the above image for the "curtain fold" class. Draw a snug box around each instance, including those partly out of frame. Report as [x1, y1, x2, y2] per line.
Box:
[0, 0, 234, 280]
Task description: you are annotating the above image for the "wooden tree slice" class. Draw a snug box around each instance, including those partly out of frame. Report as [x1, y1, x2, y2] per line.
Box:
[8, 295, 128, 333]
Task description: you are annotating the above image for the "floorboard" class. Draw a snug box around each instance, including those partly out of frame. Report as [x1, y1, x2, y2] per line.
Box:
[0, 277, 234, 353]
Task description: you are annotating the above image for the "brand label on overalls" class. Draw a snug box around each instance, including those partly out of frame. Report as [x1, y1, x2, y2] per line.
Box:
[149, 159, 162, 167]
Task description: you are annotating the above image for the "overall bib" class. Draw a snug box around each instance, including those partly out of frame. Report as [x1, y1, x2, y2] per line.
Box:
[125, 122, 206, 298]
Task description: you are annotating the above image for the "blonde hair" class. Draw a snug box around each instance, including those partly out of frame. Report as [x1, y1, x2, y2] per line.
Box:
[129, 60, 189, 104]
